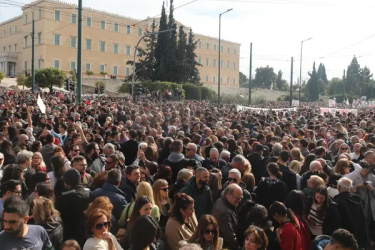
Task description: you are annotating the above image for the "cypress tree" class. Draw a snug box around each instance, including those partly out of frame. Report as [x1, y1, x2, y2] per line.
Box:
[186, 28, 201, 84]
[154, 2, 168, 80]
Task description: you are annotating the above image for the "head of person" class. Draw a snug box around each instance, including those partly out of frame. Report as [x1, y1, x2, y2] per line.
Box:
[85, 142, 100, 159]
[63, 168, 81, 190]
[2, 196, 30, 236]
[248, 204, 269, 229]
[284, 190, 306, 219]
[309, 160, 323, 172]
[51, 155, 65, 178]
[220, 150, 231, 163]
[18, 134, 29, 147]
[364, 150, 375, 165]
[196, 167, 209, 188]
[103, 143, 115, 156]
[231, 155, 245, 173]
[228, 168, 241, 184]
[288, 160, 301, 174]
[337, 177, 352, 193]
[152, 179, 170, 213]
[128, 196, 153, 228]
[223, 183, 243, 207]
[176, 168, 194, 185]
[360, 161, 371, 176]
[269, 201, 298, 228]
[171, 139, 183, 153]
[136, 181, 155, 202]
[186, 143, 198, 158]
[209, 148, 220, 164]
[338, 144, 350, 155]
[170, 193, 195, 224]
[84, 196, 113, 218]
[126, 165, 141, 184]
[130, 216, 161, 250]
[243, 226, 268, 250]
[60, 240, 81, 250]
[32, 196, 60, 224]
[71, 155, 87, 175]
[107, 168, 122, 187]
[85, 208, 111, 239]
[335, 159, 350, 175]
[307, 175, 324, 189]
[34, 182, 54, 201]
[324, 229, 358, 250]
[70, 144, 81, 158]
[17, 151, 33, 169]
[105, 154, 119, 171]
[353, 143, 362, 154]
[189, 215, 219, 250]
[1, 179, 21, 200]
[313, 186, 329, 215]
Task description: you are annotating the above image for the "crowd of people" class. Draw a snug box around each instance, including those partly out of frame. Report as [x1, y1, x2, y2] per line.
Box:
[0, 91, 369, 250]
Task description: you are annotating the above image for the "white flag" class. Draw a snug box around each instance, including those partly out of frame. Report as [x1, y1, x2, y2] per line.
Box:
[37, 94, 46, 114]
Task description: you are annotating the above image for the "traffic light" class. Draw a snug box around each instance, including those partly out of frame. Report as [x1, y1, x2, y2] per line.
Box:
[100, 84, 104, 94]
[65, 79, 69, 91]
[95, 88, 98, 94]
[69, 80, 75, 91]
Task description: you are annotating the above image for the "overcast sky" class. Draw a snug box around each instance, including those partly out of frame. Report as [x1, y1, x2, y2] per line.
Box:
[2, 0, 375, 85]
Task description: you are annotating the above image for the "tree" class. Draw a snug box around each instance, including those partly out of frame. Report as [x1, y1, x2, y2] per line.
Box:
[174, 25, 188, 83]
[16, 74, 28, 89]
[239, 72, 249, 87]
[70, 70, 77, 82]
[253, 66, 276, 89]
[185, 28, 201, 84]
[307, 62, 319, 101]
[346, 56, 362, 97]
[276, 70, 288, 90]
[86, 70, 94, 78]
[0, 71, 4, 83]
[95, 81, 106, 89]
[34, 68, 66, 93]
[154, 2, 169, 80]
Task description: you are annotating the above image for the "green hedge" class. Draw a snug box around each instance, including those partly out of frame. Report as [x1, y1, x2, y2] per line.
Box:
[182, 84, 201, 100]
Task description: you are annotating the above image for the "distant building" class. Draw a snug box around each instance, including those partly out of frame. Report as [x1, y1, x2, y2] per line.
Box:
[0, 0, 240, 88]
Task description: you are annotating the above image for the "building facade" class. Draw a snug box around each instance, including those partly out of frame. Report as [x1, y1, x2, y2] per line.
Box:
[0, 0, 240, 88]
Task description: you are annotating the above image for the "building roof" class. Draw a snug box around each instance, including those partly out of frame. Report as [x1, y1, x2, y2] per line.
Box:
[0, 15, 23, 26]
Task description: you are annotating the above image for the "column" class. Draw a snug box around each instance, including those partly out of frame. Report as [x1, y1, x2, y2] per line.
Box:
[14, 62, 17, 76]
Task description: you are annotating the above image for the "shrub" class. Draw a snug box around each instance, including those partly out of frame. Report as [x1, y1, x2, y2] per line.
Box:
[182, 84, 201, 100]
[201, 86, 215, 100]
[95, 81, 106, 90]
[86, 70, 94, 78]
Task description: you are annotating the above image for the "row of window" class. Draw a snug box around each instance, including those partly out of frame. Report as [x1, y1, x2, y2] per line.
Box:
[2, 25, 18, 37]
[2, 44, 17, 53]
[24, 9, 42, 24]
[205, 75, 236, 85]
[198, 57, 237, 70]
[198, 41, 237, 55]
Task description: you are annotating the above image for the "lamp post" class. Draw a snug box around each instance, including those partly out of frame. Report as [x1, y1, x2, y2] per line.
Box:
[299, 37, 312, 105]
[218, 8, 233, 106]
[132, 29, 173, 101]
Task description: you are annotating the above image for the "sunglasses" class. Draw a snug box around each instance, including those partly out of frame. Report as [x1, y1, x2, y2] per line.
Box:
[73, 150, 80, 152]
[204, 229, 217, 235]
[186, 148, 195, 151]
[227, 178, 238, 183]
[160, 187, 169, 192]
[95, 221, 111, 230]
[341, 148, 349, 150]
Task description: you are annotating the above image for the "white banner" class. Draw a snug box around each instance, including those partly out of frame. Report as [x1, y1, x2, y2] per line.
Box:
[320, 108, 357, 116]
[292, 100, 299, 107]
[329, 99, 336, 108]
[237, 105, 297, 113]
[369, 101, 375, 108]
[37, 94, 46, 114]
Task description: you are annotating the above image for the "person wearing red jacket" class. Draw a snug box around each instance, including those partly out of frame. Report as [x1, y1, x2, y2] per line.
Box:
[270, 201, 302, 250]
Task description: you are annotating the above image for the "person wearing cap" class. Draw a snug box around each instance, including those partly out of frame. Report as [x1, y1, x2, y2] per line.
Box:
[247, 143, 267, 185]
[55, 168, 94, 248]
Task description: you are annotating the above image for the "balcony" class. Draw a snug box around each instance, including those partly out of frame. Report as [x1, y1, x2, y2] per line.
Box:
[0, 52, 18, 60]
[0, 53, 18, 77]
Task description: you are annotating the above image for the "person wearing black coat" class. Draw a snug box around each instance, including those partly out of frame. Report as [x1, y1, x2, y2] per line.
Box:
[157, 137, 173, 165]
[163, 140, 190, 181]
[278, 151, 297, 192]
[334, 177, 369, 248]
[119, 166, 139, 204]
[120, 130, 139, 166]
[55, 169, 94, 248]
[307, 186, 341, 237]
[247, 144, 267, 185]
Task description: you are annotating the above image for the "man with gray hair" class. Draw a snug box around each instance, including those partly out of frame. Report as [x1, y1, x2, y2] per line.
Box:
[271, 143, 282, 157]
[93, 168, 127, 220]
[212, 184, 242, 250]
[180, 167, 212, 219]
[18, 151, 34, 188]
[185, 143, 204, 163]
[103, 143, 115, 156]
[222, 168, 252, 207]
[222, 155, 245, 183]
[334, 177, 368, 248]
[203, 148, 227, 170]
[169, 168, 193, 202]
[220, 150, 231, 163]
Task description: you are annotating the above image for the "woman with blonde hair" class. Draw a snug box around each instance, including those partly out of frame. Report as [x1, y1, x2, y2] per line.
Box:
[152, 179, 172, 231]
[33, 197, 64, 248]
[118, 181, 160, 228]
[288, 160, 302, 190]
[242, 159, 252, 175]
[31, 152, 47, 172]
[335, 122, 348, 135]
[290, 148, 304, 164]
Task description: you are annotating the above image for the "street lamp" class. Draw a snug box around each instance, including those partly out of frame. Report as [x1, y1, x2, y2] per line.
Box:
[218, 8, 233, 106]
[299, 37, 312, 105]
[132, 29, 174, 100]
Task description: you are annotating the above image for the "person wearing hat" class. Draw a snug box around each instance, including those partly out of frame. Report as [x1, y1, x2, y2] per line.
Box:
[55, 168, 94, 248]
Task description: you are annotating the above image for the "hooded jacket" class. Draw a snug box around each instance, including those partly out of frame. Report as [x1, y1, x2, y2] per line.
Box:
[255, 177, 287, 210]
[334, 191, 369, 248]
[40, 143, 58, 171]
[180, 176, 213, 219]
[163, 153, 190, 181]
[310, 235, 331, 250]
